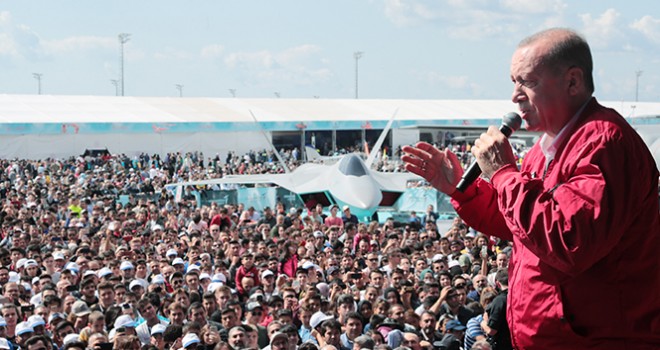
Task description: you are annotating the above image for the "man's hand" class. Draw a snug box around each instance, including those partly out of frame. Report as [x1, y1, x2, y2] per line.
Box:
[471, 126, 517, 178]
[402, 142, 463, 195]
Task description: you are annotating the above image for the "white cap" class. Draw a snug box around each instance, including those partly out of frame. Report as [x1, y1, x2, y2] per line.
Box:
[199, 273, 211, 281]
[186, 264, 200, 273]
[310, 311, 333, 329]
[28, 315, 45, 328]
[151, 324, 167, 336]
[0, 338, 10, 350]
[63, 334, 80, 345]
[83, 270, 97, 278]
[182, 333, 201, 348]
[24, 259, 38, 268]
[172, 258, 185, 266]
[16, 258, 28, 270]
[207, 282, 223, 293]
[120, 261, 135, 271]
[151, 224, 163, 232]
[261, 270, 274, 279]
[129, 280, 144, 290]
[16, 321, 34, 336]
[64, 262, 80, 273]
[53, 252, 65, 260]
[166, 249, 178, 257]
[114, 315, 136, 329]
[97, 267, 113, 278]
[8, 271, 19, 283]
[211, 273, 226, 283]
[432, 254, 445, 263]
[151, 275, 166, 284]
[448, 260, 461, 269]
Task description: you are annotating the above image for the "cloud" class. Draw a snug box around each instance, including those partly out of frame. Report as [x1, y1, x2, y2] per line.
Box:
[201, 44, 224, 59]
[42, 36, 116, 54]
[500, 0, 566, 14]
[418, 70, 483, 96]
[153, 47, 193, 61]
[630, 15, 660, 44]
[377, 0, 566, 40]
[381, 0, 437, 27]
[579, 8, 624, 48]
[223, 45, 331, 87]
[0, 11, 44, 60]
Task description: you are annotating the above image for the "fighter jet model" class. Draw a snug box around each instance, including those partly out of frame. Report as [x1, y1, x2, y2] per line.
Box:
[166, 110, 422, 217]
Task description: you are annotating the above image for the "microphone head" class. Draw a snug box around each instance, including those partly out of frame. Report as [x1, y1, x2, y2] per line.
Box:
[502, 112, 522, 132]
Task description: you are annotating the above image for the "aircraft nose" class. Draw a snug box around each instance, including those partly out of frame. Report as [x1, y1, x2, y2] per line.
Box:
[330, 175, 382, 210]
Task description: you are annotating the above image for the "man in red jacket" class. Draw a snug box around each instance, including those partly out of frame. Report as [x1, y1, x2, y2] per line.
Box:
[403, 28, 660, 349]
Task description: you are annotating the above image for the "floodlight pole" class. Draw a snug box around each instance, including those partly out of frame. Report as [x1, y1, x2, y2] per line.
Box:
[110, 80, 119, 96]
[118, 33, 131, 96]
[229, 89, 236, 98]
[354, 51, 363, 99]
[33, 73, 43, 95]
[175, 84, 184, 97]
[635, 70, 643, 102]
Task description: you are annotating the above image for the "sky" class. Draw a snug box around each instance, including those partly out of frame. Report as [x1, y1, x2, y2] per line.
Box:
[0, 0, 658, 102]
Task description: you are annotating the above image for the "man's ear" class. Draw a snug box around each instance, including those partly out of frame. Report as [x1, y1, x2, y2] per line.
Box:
[566, 66, 584, 96]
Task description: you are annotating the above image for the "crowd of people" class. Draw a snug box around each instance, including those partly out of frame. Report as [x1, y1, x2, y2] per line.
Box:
[0, 144, 513, 350]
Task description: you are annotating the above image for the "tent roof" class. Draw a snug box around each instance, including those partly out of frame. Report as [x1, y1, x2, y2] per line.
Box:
[0, 94, 657, 124]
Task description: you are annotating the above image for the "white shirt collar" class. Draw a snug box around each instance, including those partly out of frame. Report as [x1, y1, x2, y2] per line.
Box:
[540, 97, 592, 162]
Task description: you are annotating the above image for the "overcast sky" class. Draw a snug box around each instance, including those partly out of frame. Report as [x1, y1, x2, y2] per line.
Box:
[0, 0, 658, 102]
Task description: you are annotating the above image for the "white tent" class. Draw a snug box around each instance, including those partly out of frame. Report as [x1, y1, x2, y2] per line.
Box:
[0, 94, 657, 159]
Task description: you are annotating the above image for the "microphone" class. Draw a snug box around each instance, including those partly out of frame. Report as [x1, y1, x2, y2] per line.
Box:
[455, 112, 522, 192]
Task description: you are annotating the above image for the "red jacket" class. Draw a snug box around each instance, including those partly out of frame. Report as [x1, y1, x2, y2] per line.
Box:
[452, 98, 660, 349]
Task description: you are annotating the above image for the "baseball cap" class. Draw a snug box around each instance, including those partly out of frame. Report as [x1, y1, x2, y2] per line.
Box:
[16, 258, 28, 270]
[151, 324, 167, 336]
[261, 270, 274, 279]
[0, 338, 10, 350]
[28, 315, 45, 328]
[129, 280, 144, 291]
[313, 231, 324, 238]
[182, 333, 201, 348]
[97, 267, 113, 278]
[432, 254, 445, 263]
[166, 249, 178, 257]
[71, 300, 91, 317]
[63, 334, 81, 345]
[246, 301, 263, 312]
[445, 319, 467, 331]
[48, 313, 65, 324]
[326, 266, 339, 276]
[15, 321, 34, 336]
[199, 273, 211, 281]
[120, 261, 135, 271]
[151, 275, 166, 284]
[53, 252, 65, 260]
[211, 273, 226, 283]
[342, 205, 350, 211]
[114, 315, 136, 329]
[172, 258, 185, 266]
[270, 332, 288, 346]
[310, 311, 333, 329]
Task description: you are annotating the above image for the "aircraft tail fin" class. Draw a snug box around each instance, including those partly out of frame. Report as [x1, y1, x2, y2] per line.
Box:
[249, 109, 291, 173]
[366, 108, 398, 169]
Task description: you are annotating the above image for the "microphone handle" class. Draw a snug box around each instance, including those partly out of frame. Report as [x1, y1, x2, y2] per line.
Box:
[455, 125, 513, 192]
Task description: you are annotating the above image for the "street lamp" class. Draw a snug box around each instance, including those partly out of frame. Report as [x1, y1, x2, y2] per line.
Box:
[118, 33, 131, 96]
[635, 70, 643, 102]
[32, 73, 43, 95]
[354, 51, 364, 99]
[228, 88, 236, 97]
[110, 79, 119, 96]
[175, 84, 184, 97]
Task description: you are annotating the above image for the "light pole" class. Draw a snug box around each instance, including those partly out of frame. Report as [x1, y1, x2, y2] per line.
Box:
[110, 79, 119, 96]
[32, 73, 43, 95]
[118, 33, 131, 96]
[228, 89, 236, 98]
[175, 84, 184, 97]
[354, 51, 363, 99]
[635, 70, 643, 102]
[274, 92, 280, 98]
